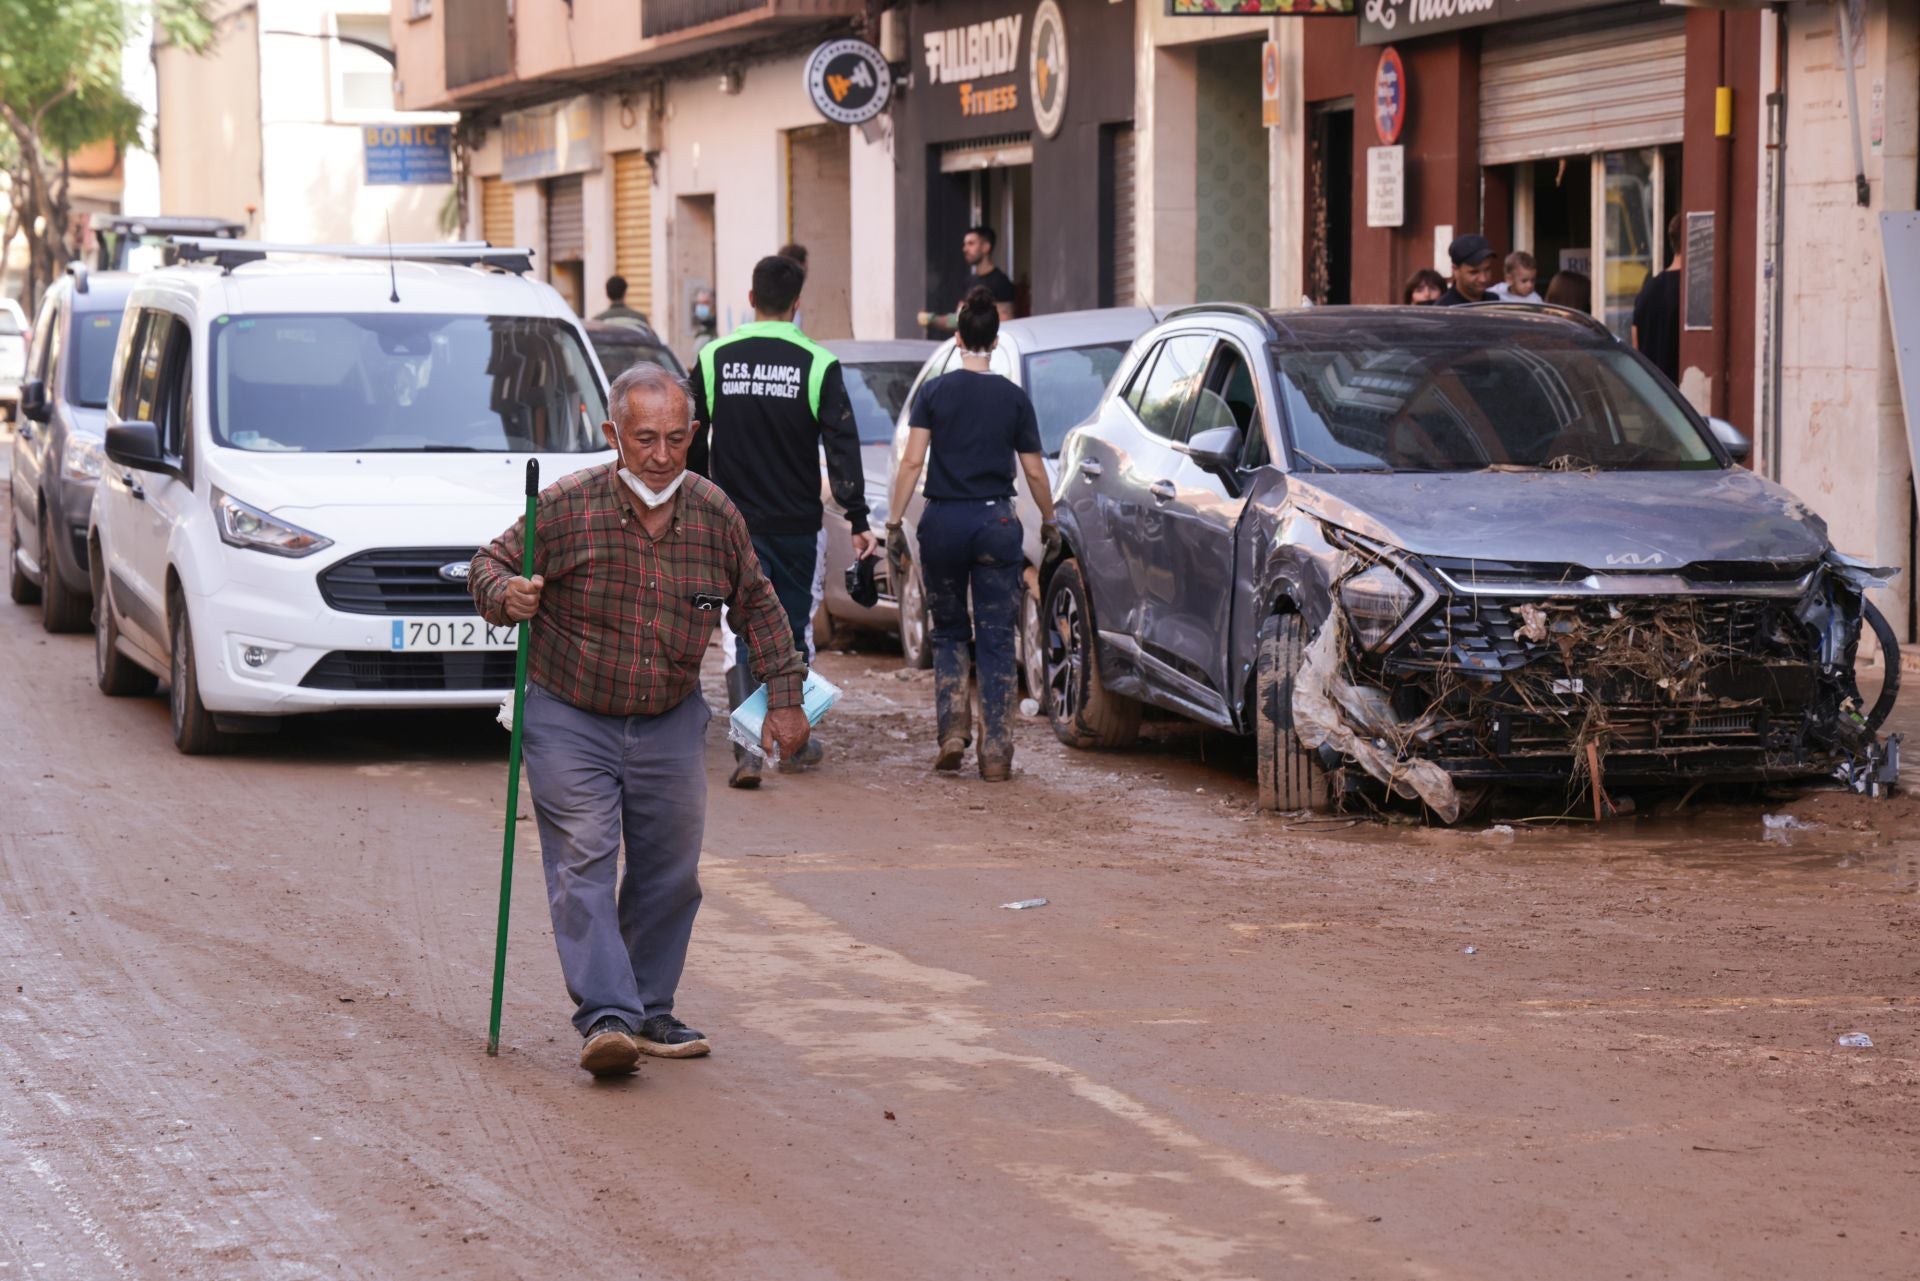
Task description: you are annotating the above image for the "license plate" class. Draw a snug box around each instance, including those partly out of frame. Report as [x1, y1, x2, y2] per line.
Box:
[390, 618, 516, 651]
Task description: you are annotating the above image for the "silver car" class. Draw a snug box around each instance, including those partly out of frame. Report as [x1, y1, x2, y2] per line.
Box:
[814, 339, 940, 647]
[1045, 302, 1900, 818]
[887, 307, 1164, 692]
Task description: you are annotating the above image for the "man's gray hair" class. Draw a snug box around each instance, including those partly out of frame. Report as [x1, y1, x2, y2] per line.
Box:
[608, 362, 695, 430]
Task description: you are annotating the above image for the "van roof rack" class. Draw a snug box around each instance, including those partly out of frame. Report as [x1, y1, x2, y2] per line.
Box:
[168, 237, 534, 275]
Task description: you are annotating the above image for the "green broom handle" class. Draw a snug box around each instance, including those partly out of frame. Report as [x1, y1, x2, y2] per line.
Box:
[487, 458, 539, 1056]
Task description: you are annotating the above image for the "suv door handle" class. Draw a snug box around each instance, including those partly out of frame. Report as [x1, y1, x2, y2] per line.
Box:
[120, 472, 145, 500]
[1078, 458, 1102, 480]
[1150, 479, 1177, 503]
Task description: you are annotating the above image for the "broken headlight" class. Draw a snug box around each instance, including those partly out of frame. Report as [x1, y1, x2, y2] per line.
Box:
[1339, 564, 1419, 651]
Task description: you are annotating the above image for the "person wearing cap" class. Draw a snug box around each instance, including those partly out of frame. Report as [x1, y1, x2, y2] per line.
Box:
[1437, 234, 1497, 307]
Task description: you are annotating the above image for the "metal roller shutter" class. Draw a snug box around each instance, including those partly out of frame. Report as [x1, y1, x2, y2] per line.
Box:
[612, 151, 653, 319]
[1480, 17, 1685, 166]
[1109, 125, 1135, 308]
[480, 176, 514, 247]
[546, 175, 584, 262]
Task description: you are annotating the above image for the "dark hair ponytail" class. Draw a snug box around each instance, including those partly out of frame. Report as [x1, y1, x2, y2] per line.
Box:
[956, 285, 1000, 354]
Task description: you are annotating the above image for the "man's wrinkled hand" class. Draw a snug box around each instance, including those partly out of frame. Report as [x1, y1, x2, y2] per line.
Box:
[502, 574, 544, 622]
[763, 704, 811, 759]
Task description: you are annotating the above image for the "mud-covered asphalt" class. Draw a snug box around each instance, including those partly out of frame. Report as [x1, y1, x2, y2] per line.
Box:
[2, 580, 1917, 1278]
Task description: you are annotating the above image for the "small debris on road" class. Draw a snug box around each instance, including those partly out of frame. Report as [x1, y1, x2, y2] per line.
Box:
[1835, 1032, 1874, 1048]
[1000, 898, 1049, 910]
[1019, 697, 1040, 717]
[884, 1110, 896, 1121]
[1462, 946, 1478, 955]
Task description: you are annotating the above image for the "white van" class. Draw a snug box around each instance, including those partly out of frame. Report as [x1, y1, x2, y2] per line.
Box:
[89, 241, 612, 753]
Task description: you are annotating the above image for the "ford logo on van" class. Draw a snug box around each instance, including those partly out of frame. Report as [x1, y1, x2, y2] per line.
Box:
[438, 561, 471, 583]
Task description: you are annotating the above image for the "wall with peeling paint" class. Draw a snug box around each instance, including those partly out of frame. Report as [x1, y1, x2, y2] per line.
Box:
[1777, 0, 1919, 641]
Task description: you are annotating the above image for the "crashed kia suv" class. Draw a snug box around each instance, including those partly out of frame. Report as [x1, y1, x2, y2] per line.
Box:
[1042, 303, 1900, 820]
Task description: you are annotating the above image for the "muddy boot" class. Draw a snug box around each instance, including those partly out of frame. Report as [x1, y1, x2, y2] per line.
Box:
[934, 738, 967, 771]
[726, 663, 761, 790]
[933, 652, 973, 768]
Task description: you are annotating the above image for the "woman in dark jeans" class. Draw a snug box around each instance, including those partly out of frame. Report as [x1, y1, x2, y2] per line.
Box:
[887, 288, 1056, 781]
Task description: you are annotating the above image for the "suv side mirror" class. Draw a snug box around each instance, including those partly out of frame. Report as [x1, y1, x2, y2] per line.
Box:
[1178, 424, 1244, 474]
[105, 422, 166, 472]
[1707, 416, 1751, 463]
[19, 379, 49, 423]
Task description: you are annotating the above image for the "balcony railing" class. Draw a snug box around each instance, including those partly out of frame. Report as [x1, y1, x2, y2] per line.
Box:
[445, 0, 511, 88]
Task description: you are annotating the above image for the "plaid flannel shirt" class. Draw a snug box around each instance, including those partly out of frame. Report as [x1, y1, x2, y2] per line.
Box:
[470, 464, 806, 716]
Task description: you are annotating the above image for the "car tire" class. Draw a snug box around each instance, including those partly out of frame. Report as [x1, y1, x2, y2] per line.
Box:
[93, 568, 157, 698]
[169, 605, 231, 756]
[40, 509, 88, 633]
[9, 512, 40, 606]
[1018, 585, 1047, 707]
[811, 599, 843, 654]
[1043, 558, 1140, 750]
[1255, 613, 1332, 813]
[898, 561, 933, 670]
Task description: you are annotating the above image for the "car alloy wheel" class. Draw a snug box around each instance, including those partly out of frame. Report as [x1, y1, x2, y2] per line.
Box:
[1042, 559, 1141, 750]
[1046, 578, 1084, 718]
[898, 562, 933, 670]
[1019, 587, 1046, 707]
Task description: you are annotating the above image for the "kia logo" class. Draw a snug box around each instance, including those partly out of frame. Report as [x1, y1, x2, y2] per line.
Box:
[438, 561, 472, 582]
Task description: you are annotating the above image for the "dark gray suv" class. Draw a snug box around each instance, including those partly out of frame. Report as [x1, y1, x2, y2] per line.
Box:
[9, 268, 133, 632]
[1043, 304, 1899, 819]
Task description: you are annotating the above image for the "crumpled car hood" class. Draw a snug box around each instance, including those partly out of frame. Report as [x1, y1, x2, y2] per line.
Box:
[1289, 467, 1831, 569]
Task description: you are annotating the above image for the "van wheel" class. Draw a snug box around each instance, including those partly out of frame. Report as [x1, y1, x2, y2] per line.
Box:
[1255, 614, 1331, 813]
[169, 605, 231, 755]
[40, 510, 88, 633]
[1043, 558, 1140, 750]
[1019, 586, 1047, 706]
[811, 600, 843, 654]
[93, 569, 156, 697]
[898, 561, 933, 670]
[9, 514, 40, 606]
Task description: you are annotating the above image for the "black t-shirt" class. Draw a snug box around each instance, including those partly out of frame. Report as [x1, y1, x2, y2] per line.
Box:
[1436, 285, 1480, 307]
[1633, 268, 1682, 383]
[909, 370, 1041, 501]
[969, 267, 1016, 308]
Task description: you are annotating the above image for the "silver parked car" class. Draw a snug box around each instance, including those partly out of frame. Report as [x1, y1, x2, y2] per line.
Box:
[814, 339, 938, 647]
[1045, 303, 1900, 818]
[888, 307, 1165, 690]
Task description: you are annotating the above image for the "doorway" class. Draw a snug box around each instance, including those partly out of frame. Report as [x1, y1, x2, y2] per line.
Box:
[932, 136, 1033, 320]
[545, 175, 585, 315]
[1306, 101, 1353, 305]
[672, 193, 716, 355]
[1195, 40, 1270, 306]
[785, 124, 853, 339]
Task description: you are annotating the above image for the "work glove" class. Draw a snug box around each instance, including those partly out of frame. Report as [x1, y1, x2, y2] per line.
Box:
[885, 522, 909, 593]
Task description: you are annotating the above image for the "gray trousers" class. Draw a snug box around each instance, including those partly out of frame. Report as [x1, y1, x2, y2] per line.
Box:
[520, 683, 709, 1036]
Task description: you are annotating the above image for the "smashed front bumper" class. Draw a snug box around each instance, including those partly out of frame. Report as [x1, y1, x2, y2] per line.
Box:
[1295, 550, 1900, 817]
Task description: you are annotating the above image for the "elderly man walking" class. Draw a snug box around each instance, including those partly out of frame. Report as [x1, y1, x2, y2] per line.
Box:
[470, 363, 811, 1077]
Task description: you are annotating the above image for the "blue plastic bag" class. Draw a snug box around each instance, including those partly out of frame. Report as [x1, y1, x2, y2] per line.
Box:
[727, 671, 842, 763]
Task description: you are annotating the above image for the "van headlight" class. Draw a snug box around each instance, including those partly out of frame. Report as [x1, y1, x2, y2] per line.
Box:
[63, 436, 106, 480]
[1339, 564, 1421, 651]
[213, 489, 334, 557]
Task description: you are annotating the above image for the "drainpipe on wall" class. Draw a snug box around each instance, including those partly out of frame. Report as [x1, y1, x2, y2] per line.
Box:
[1834, 0, 1871, 207]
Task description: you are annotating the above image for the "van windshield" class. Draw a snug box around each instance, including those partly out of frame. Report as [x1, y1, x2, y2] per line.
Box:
[210, 313, 610, 453]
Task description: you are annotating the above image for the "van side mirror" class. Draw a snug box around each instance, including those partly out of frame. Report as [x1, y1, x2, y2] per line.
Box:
[105, 422, 166, 472]
[20, 379, 49, 423]
[1178, 424, 1244, 474]
[1707, 417, 1751, 463]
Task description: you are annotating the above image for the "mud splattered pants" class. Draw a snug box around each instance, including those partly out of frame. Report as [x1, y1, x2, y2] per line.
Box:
[917, 497, 1023, 766]
[520, 683, 709, 1037]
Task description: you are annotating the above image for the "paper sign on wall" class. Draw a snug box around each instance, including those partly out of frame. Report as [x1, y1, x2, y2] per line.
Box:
[1366, 146, 1404, 228]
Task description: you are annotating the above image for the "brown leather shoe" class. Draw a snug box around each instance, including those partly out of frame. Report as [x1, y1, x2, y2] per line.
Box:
[934, 738, 967, 771]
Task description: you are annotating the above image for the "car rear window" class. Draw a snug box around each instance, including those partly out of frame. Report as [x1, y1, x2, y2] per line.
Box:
[841, 360, 922, 444]
[211, 313, 610, 453]
[1273, 338, 1719, 473]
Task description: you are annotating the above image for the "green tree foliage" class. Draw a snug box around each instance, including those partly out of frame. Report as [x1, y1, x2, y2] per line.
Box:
[0, 0, 212, 305]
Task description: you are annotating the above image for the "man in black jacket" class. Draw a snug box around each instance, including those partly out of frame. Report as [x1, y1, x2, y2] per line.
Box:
[691, 254, 872, 787]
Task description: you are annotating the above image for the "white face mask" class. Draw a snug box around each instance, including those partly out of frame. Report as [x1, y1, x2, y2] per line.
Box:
[612, 437, 685, 509]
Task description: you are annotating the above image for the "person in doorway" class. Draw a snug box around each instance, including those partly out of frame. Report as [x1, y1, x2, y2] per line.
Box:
[1632, 215, 1684, 384]
[688, 287, 718, 362]
[1436, 234, 1496, 306]
[887, 287, 1054, 782]
[1402, 268, 1446, 306]
[690, 254, 872, 789]
[469, 363, 812, 1077]
[1544, 270, 1592, 314]
[595, 276, 650, 326]
[917, 225, 1016, 332]
[1488, 251, 1542, 303]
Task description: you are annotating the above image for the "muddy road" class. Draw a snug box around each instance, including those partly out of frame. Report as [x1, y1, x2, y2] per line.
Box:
[2, 594, 1917, 1278]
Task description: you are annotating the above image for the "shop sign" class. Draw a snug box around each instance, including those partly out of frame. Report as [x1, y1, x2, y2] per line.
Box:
[924, 9, 1027, 121]
[500, 96, 601, 183]
[1030, 0, 1068, 139]
[805, 39, 894, 126]
[1359, 0, 1629, 47]
[363, 124, 453, 186]
[1366, 146, 1404, 228]
[1261, 40, 1282, 128]
[1372, 47, 1405, 145]
[1168, 1, 1354, 13]
[1683, 211, 1714, 332]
